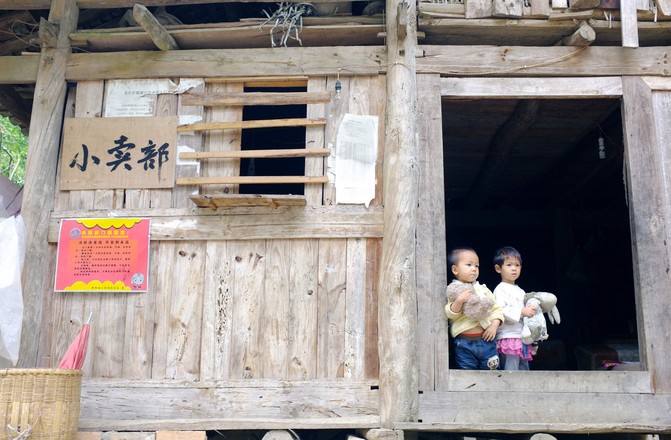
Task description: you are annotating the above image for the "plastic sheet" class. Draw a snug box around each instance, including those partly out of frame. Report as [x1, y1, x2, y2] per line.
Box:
[0, 196, 26, 365]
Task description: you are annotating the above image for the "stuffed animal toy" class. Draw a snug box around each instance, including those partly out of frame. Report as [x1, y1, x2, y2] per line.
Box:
[446, 280, 494, 329]
[521, 291, 561, 345]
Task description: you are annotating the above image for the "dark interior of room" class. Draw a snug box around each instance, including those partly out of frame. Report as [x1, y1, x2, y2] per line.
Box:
[239, 86, 307, 196]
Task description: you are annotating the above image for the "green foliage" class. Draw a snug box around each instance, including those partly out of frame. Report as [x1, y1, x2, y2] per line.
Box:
[0, 115, 28, 186]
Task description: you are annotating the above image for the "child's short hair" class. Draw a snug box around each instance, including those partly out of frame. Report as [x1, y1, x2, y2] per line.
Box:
[448, 247, 477, 268]
[493, 246, 522, 266]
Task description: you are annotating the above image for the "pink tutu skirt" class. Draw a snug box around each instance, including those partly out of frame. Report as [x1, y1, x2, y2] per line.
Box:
[497, 338, 533, 361]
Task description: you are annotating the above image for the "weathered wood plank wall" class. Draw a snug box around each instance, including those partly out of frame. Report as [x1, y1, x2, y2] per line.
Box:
[37, 75, 385, 425]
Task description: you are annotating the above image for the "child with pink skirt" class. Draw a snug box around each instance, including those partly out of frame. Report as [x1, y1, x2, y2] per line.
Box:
[493, 246, 538, 370]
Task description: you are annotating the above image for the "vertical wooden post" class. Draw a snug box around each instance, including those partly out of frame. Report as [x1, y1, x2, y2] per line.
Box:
[18, 0, 78, 367]
[378, 0, 419, 428]
[620, 0, 639, 48]
[621, 76, 671, 394]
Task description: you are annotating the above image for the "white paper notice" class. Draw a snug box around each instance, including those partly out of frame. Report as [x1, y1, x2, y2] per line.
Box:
[335, 113, 378, 207]
[104, 78, 204, 117]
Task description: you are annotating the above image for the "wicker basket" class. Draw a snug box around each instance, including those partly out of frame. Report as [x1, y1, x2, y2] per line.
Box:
[0, 369, 82, 440]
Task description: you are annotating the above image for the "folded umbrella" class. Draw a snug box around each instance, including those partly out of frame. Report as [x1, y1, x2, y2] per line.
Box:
[58, 312, 92, 370]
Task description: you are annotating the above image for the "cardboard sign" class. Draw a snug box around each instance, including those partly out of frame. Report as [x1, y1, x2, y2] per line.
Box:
[54, 218, 151, 292]
[60, 116, 178, 190]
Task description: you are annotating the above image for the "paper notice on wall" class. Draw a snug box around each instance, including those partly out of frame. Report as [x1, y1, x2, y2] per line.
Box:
[104, 78, 204, 117]
[335, 114, 378, 207]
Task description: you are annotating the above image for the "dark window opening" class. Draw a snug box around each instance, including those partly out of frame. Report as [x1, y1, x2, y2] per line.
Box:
[443, 98, 638, 371]
[239, 86, 307, 196]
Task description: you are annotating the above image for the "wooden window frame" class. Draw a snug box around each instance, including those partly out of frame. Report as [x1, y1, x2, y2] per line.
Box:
[428, 76, 671, 395]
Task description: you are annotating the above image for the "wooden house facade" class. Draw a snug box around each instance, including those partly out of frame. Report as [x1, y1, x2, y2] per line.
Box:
[2, 0, 671, 438]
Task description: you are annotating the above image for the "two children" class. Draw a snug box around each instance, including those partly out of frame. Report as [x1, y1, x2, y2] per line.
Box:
[445, 246, 536, 370]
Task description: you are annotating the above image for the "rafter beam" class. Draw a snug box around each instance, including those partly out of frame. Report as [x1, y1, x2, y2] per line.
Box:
[132, 3, 179, 50]
[555, 20, 595, 47]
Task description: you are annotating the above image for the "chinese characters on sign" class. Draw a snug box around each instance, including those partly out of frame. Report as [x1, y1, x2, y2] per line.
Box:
[60, 117, 178, 190]
[54, 218, 151, 292]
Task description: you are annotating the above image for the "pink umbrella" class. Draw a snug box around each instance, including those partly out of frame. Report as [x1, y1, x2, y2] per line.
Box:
[58, 313, 92, 370]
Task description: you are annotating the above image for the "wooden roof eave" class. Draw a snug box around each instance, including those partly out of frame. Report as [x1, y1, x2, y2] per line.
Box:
[0, 0, 365, 9]
[70, 19, 385, 52]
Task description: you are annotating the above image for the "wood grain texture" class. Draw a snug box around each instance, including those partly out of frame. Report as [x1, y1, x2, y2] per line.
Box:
[66, 48, 386, 81]
[317, 239, 347, 377]
[200, 240, 231, 380]
[621, 0, 639, 48]
[621, 77, 671, 394]
[229, 240, 266, 378]
[48, 206, 384, 241]
[345, 238, 367, 379]
[203, 81, 243, 195]
[166, 241, 206, 380]
[406, 390, 671, 432]
[80, 378, 379, 421]
[263, 240, 291, 379]
[416, 74, 448, 392]
[151, 88, 180, 208]
[288, 239, 319, 379]
[173, 80, 204, 209]
[378, 0, 419, 426]
[418, 46, 669, 76]
[19, 0, 78, 367]
[150, 241, 176, 379]
[305, 77, 327, 205]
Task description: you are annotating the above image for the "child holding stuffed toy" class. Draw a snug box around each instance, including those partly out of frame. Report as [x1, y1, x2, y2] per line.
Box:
[492, 246, 537, 370]
[445, 247, 504, 370]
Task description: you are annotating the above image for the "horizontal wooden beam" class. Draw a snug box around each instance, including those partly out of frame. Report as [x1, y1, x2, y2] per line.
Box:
[180, 148, 330, 159]
[0, 55, 39, 84]
[80, 378, 380, 431]
[70, 23, 384, 53]
[447, 370, 651, 394]
[65, 47, 386, 80]
[399, 391, 671, 433]
[418, 45, 671, 77]
[48, 205, 384, 241]
[176, 175, 329, 185]
[178, 118, 326, 132]
[80, 417, 381, 432]
[181, 91, 332, 106]
[62, 45, 670, 81]
[441, 76, 622, 98]
[190, 194, 306, 209]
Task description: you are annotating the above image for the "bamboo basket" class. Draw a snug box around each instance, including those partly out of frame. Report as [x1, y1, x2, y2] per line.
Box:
[0, 369, 82, 440]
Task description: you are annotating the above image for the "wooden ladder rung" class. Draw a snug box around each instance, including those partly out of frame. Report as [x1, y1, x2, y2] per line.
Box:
[178, 118, 326, 132]
[182, 92, 332, 107]
[176, 175, 329, 186]
[179, 148, 331, 160]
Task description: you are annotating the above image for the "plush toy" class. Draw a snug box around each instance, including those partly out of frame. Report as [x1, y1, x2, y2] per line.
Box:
[521, 291, 561, 346]
[446, 280, 494, 328]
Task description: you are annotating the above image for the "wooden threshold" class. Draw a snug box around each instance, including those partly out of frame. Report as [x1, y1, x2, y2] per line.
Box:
[190, 193, 307, 210]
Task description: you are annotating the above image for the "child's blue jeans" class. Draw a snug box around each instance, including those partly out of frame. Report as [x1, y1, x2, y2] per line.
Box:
[454, 336, 500, 370]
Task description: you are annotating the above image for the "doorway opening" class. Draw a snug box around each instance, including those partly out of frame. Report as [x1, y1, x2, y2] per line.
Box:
[442, 97, 637, 371]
